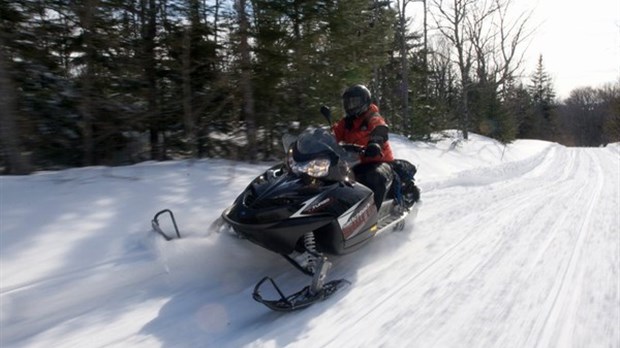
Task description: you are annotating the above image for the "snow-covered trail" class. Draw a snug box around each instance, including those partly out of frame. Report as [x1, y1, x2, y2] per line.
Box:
[225, 145, 619, 348]
[141, 145, 618, 348]
[1, 139, 618, 348]
[333, 146, 619, 348]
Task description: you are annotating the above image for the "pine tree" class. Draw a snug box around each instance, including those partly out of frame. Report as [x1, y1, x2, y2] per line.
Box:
[1, 0, 84, 168]
[0, 0, 435, 168]
[0, 39, 32, 174]
[249, 0, 395, 150]
[527, 55, 556, 139]
[506, 82, 535, 139]
[469, 80, 515, 142]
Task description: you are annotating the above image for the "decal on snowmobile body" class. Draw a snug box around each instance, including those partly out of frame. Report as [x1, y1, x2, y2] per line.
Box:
[336, 200, 363, 227]
[302, 197, 334, 215]
[290, 195, 326, 218]
[338, 198, 377, 239]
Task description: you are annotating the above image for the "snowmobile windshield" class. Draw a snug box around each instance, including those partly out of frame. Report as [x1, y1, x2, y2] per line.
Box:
[294, 128, 343, 160]
[284, 128, 347, 179]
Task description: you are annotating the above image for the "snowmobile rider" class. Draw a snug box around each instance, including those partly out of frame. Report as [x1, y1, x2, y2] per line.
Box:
[332, 84, 394, 210]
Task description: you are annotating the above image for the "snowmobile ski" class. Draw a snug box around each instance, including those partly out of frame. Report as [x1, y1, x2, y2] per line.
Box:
[252, 276, 350, 312]
[252, 251, 349, 311]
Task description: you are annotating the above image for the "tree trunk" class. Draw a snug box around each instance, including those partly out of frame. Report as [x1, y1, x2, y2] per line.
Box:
[142, 0, 162, 160]
[77, 0, 96, 165]
[182, 28, 198, 157]
[453, 0, 469, 140]
[433, 0, 473, 140]
[399, 10, 409, 134]
[460, 78, 470, 139]
[237, 0, 257, 162]
[0, 46, 31, 174]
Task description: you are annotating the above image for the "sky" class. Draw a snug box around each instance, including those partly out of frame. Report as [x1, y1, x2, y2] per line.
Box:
[1, 131, 619, 347]
[525, 0, 620, 98]
[408, 0, 620, 99]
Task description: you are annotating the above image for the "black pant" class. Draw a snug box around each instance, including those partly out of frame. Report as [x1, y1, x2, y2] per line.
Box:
[353, 162, 393, 209]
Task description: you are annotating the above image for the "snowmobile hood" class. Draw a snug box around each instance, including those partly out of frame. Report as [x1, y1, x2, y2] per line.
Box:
[228, 169, 340, 225]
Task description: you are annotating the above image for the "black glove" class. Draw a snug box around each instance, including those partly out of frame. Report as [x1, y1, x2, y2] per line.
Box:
[320, 105, 331, 118]
[364, 142, 382, 158]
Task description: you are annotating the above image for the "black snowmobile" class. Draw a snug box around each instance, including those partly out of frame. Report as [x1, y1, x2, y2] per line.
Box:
[152, 108, 420, 311]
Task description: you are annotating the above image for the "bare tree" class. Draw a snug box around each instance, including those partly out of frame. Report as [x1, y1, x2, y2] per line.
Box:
[432, 0, 475, 139]
[563, 84, 620, 146]
[494, 0, 531, 93]
[431, 0, 532, 139]
[429, 37, 458, 107]
[599, 81, 620, 144]
[563, 87, 603, 146]
[468, 0, 532, 93]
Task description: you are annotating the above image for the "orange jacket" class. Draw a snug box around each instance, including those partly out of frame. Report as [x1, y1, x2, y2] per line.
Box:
[332, 104, 394, 163]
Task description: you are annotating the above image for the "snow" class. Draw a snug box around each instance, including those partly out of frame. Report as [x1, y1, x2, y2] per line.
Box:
[1, 132, 619, 347]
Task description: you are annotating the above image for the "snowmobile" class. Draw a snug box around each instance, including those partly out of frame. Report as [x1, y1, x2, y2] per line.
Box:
[151, 107, 420, 311]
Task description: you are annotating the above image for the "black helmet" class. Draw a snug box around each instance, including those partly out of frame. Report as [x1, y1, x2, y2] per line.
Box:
[342, 84, 371, 117]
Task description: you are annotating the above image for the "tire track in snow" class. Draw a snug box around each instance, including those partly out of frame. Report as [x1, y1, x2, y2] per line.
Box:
[418, 145, 573, 227]
[405, 148, 593, 347]
[328, 145, 589, 347]
[529, 149, 605, 348]
[481, 148, 590, 347]
[524, 149, 580, 274]
[468, 148, 580, 283]
[345, 147, 573, 330]
[442, 148, 598, 348]
[422, 144, 555, 192]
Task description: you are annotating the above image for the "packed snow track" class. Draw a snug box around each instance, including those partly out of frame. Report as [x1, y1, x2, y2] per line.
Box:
[1, 137, 618, 347]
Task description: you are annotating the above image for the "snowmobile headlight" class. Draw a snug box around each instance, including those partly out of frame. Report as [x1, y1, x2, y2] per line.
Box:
[290, 158, 331, 178]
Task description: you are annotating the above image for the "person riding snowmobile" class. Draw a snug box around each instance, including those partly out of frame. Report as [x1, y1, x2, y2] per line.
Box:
[332, 84, 394, 210]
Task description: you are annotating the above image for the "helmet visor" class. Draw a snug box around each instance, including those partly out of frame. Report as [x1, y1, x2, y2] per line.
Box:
[343, 96, 364, 116]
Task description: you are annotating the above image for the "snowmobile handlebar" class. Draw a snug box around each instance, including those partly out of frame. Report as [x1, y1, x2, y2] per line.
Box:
[340, 142, 383, 159]
[340, 143, 365, 154]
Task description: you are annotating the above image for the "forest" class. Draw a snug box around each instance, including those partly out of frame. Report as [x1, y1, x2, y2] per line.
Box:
[1, 0, 619, 174]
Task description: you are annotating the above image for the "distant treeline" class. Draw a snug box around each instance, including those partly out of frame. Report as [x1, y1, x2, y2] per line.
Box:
[1, 0, 618, 174]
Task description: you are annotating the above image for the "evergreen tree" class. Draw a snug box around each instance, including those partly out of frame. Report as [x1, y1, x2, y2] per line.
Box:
[505, 82, 536, 140]
[0, 38, 32, 174]
[157, 0, 221, 158]
[406, 47, 436, 139]
[0, 0, 439, 169]
[527, 55, 556, 139]
[469, 80, 516, 143]
[1, 0, 83, 168]
[249, 0, 395, 157]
